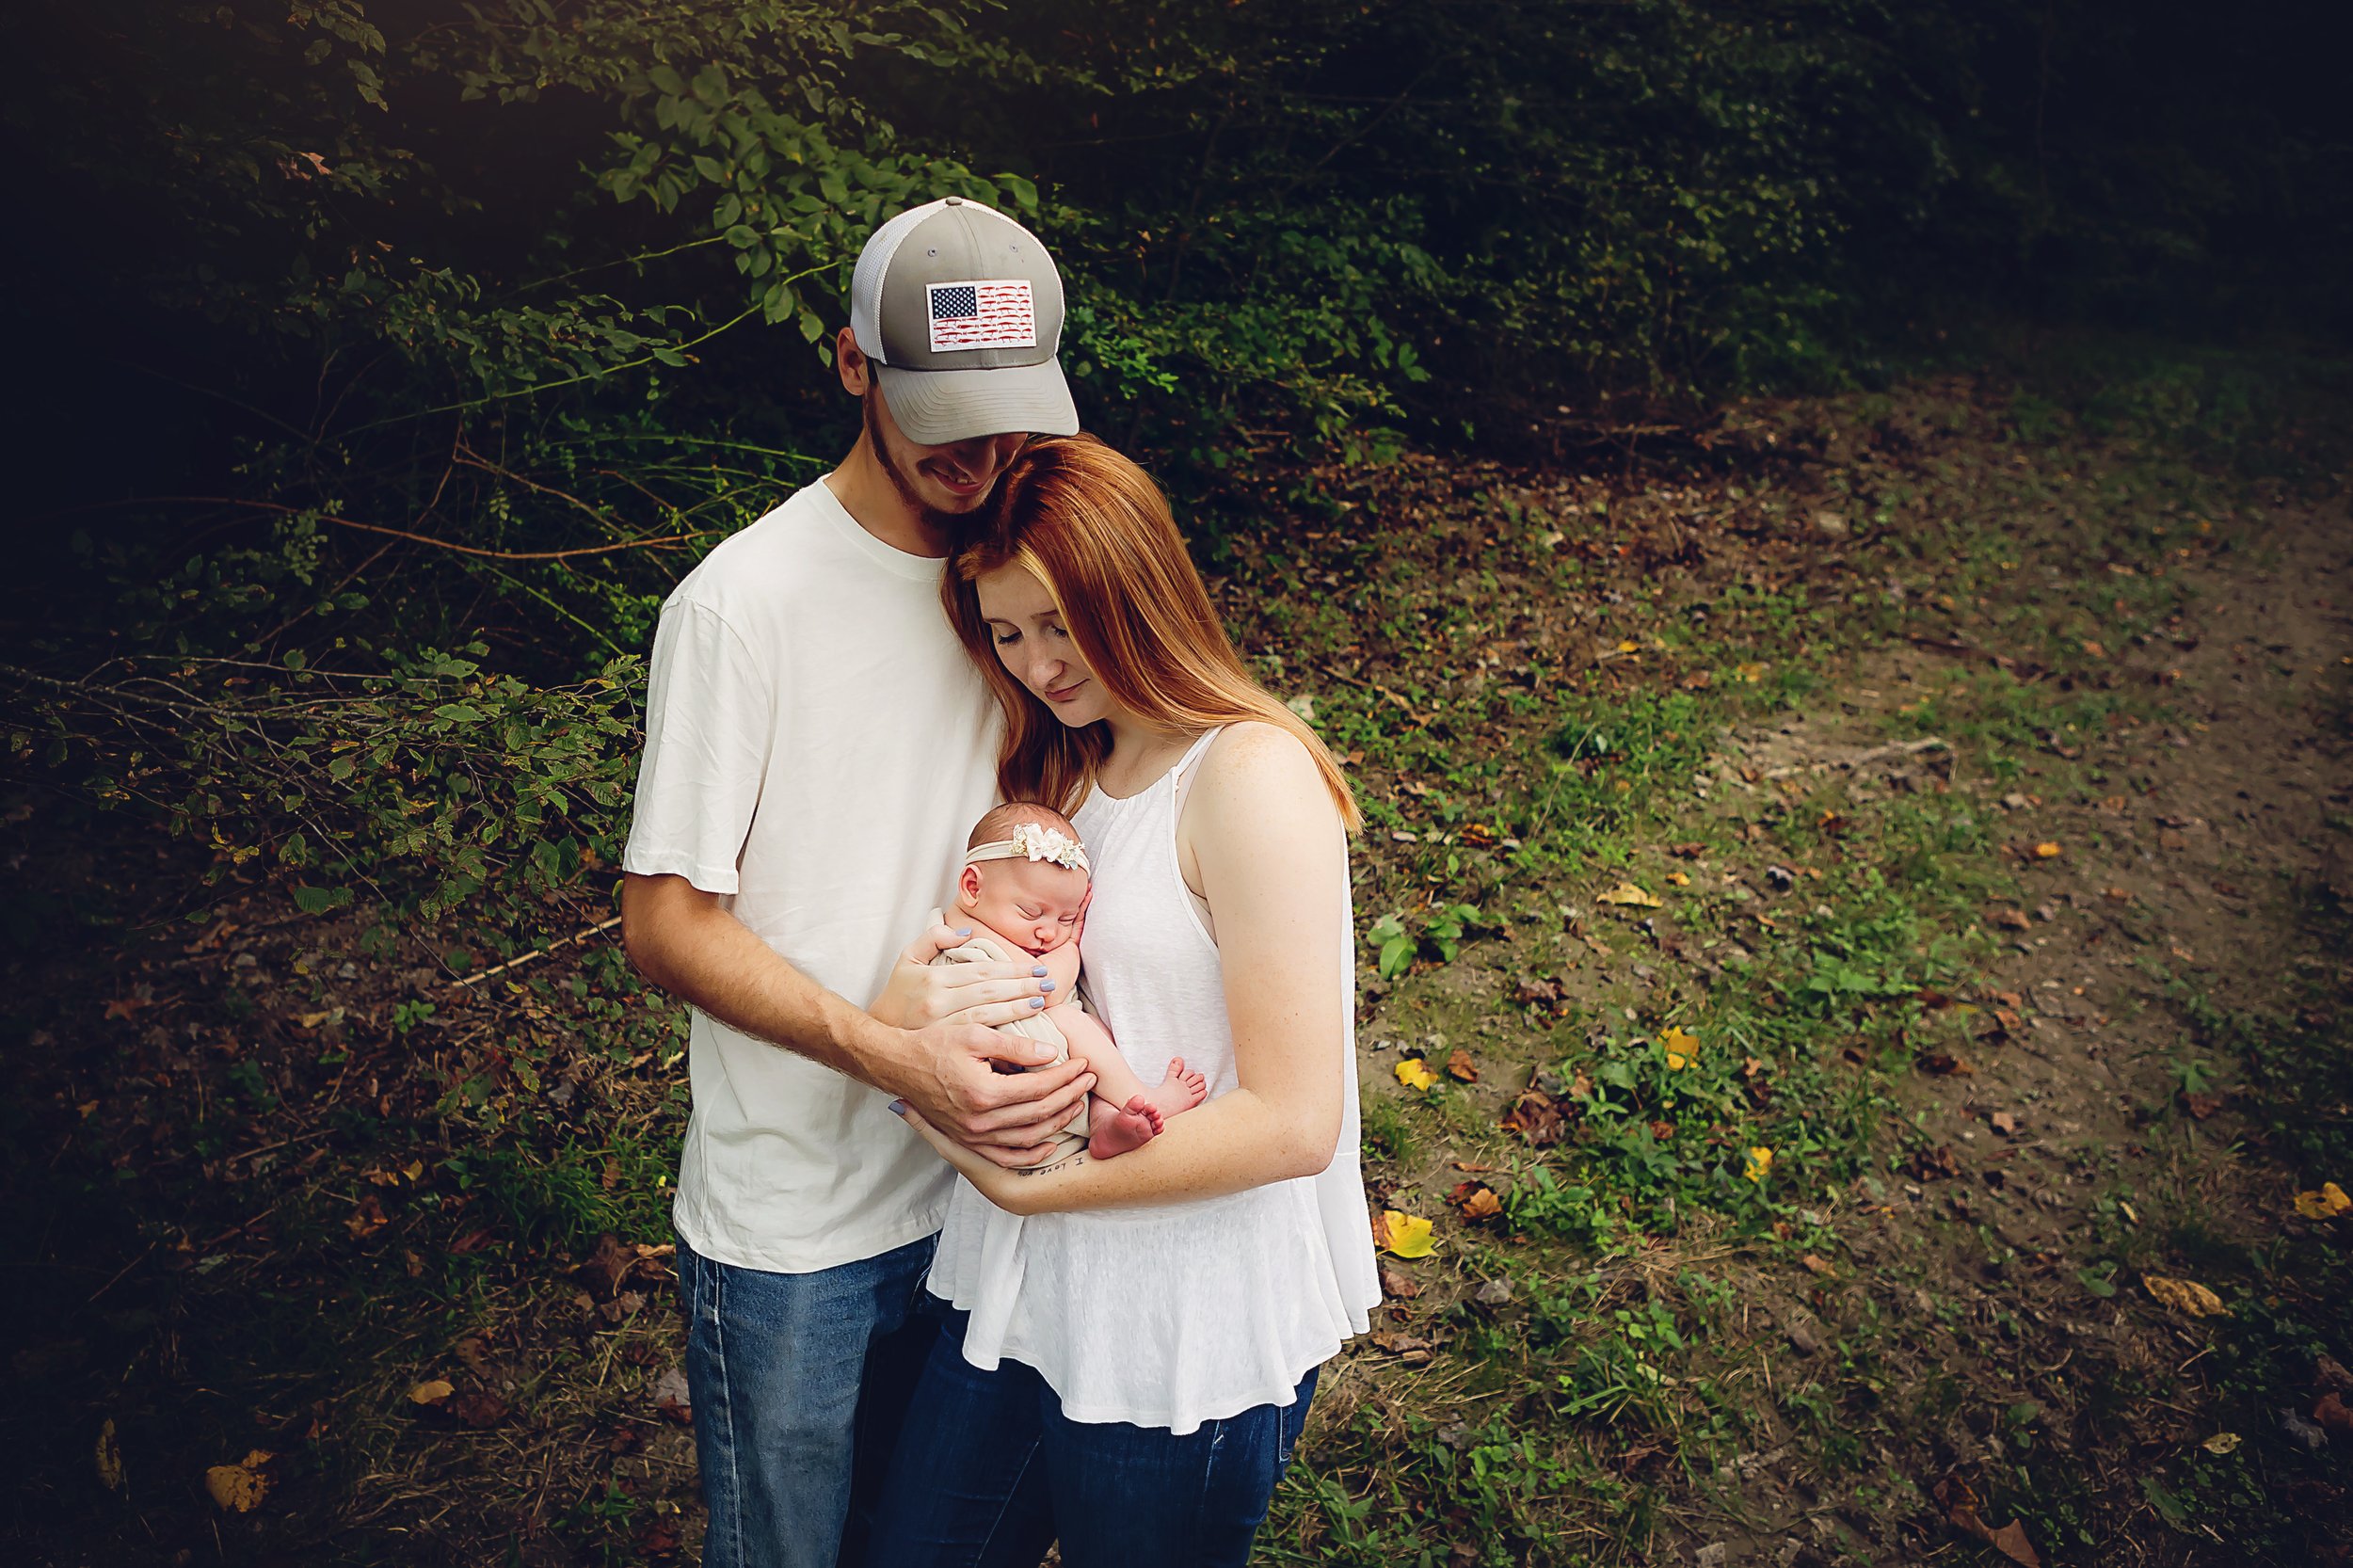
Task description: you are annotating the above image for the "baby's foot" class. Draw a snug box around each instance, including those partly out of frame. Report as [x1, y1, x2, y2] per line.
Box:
[1089, 1095, 1164, 1160]
[1144, 1056, 1209, 1117]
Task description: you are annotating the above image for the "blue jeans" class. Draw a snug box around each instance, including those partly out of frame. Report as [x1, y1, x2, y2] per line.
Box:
[868, 1304, 1319, 1568]
[676, 1233, 938, 1568]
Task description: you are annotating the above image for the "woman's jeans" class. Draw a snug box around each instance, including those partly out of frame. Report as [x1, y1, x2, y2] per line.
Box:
[675, 1233, 938, 1568]
[868, 1303, 1320, 1568]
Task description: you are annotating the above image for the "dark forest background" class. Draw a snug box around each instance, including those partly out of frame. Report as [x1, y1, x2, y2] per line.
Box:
[2, 0, 2345, 946]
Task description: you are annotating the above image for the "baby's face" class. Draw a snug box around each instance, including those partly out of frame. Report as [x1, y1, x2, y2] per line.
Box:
[961, 857, 1090, 956]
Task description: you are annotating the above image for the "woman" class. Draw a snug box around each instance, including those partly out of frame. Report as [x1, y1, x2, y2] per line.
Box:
[870, 434, 1379, 1567]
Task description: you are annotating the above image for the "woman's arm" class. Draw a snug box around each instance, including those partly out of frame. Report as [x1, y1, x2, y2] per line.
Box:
[894, 724, 1348, 1215]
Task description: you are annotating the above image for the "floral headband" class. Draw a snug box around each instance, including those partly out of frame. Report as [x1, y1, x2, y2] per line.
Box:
[966, 821, 1091, 876]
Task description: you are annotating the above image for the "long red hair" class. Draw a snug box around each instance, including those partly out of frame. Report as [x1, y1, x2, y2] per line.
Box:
[944, 435, 1360, 831]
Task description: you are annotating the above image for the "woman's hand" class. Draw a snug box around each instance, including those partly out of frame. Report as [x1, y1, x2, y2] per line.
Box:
[888, 1099, 1048, 1215]
[870, 916, 1048, 1030]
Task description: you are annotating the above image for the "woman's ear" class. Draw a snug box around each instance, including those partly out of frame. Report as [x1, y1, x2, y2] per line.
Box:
[956, 865, 983, 908]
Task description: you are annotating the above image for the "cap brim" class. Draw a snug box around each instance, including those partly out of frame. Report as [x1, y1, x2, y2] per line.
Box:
[873, 358, 1080, 445]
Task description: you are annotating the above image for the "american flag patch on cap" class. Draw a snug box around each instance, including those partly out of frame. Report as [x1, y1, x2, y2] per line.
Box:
[926, 280, 1037, 353]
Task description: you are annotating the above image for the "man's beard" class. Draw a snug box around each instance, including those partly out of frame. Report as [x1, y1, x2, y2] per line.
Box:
[862, 386, 969, 538]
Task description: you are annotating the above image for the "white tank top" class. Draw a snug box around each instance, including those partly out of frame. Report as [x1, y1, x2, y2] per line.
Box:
[925, 728, 1380, 1434]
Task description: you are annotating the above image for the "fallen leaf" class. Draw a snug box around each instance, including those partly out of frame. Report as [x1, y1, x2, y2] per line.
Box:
[1450, 1181, 1502, 1220]
[2181, 1091, 2226, 1120]
[1743, 1146, 1773, 1183]
[637, 1517, 682, 1556]
[1444, 1049, 1480, 1083]
[653, 1367, 693, 1425]
[1395, 1058, 1437, 1091]
[101, 996, 153, 1022]
[1379, 1266, 1420, 1301]
[407, 1379, 455, 1407]
[1990, 1110, 2018, 1136]
[2313, 1393, 2353, 1435]
[2143, 1273, 2230, 1319]
[1660, 1025, 1699, 1068]
[575, 1232, 636, 1301]
[1933, 1475, 2041, 1568]
[2201, 1432, 2241, 1455]
[1499, 1089, 1564, 1148]
[344, 1193, 388, 1240]
[448, 1391, 508, 1429]
[1666, 871, 1691, 886]
[2033, 841, 2062, 859]
[204, 1449, 275, 1512]
[1799, 1254, 1835, 1277]
[1376, 1209, 1436, 1258]
[95, 1419, 122, 1492]
[1916, 1052, 1972, 1077]
[2293, 1182, 2350, 1220]
[1512, 976, 1561, 1009]
[1598, 881, 1663, 908]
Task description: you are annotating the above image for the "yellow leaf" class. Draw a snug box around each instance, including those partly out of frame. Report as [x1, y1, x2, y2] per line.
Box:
[1394, 1058, 1437, 1091]
[1666, 871, 1691, 887]
[408, 1379, 455, 1407]
[2033, 841, 2062, 859]
[1665, 1052, 1689, 1071]
[1376, 1209, 1435, 1258]
[1599, 881, 1663, 908]
[1743, 1146, 1774, 1183]
[1661, 1025, 1699, 1053]
[95, 1419, 122, 1493]
[1736, 662, 1767, 683]
[2293, 1182, 2350, 1219]
[2142, 1274, 2230, 1318]
[2201, 1432, 2241, 1455]
[205, 1450, 275, 1513]
[1616, 640, 1641, 653]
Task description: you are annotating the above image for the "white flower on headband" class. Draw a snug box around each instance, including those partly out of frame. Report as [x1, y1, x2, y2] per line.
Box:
[1011, 822, 1089, 872]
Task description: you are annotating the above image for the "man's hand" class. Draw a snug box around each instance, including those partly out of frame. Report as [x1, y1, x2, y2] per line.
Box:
[870, 918, 1049, 1030]
[885, 1019, 1097, 1168]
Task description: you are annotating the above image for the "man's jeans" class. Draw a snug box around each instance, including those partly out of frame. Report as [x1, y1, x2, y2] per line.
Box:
[676, 1233, 938, 1568]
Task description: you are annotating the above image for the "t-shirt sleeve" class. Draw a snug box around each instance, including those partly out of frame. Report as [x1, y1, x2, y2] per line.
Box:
[621, 598, 776, 895]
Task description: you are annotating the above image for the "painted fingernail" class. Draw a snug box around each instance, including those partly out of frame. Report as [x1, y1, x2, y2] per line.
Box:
[1030, 998, 1046, 1009]
[1032, 966, 1048, 977]
[887, 1099, 906, 1116]
[1039, 979, 1055, 991]
[956, 927, 973, 937]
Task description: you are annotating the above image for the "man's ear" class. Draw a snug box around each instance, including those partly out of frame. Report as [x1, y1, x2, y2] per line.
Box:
[837, 328, 871, 396]
[956, 865, 983, 908]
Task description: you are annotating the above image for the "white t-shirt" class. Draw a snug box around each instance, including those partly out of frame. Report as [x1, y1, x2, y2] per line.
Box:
[621, 477, 1001, 1274]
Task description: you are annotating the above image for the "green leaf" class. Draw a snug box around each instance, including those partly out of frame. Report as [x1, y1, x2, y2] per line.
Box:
[433, 703, 485, 724]
[291, 885, 351, 915]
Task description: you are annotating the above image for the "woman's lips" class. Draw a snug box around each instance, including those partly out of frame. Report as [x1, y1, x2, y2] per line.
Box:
[1045, 680, 1087, 703]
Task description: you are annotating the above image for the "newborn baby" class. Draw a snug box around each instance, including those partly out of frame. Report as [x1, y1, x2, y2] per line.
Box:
[941, 802, 1206, 1167]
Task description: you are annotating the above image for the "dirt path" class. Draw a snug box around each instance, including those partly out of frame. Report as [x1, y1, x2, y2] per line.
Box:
[1685, 497, 2353, 1565]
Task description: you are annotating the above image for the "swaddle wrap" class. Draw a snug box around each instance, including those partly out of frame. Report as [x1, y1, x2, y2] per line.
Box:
[933, 930, 1092, 1169]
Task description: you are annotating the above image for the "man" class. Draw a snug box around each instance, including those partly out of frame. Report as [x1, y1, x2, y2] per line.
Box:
[619, 196, 1090, 1568]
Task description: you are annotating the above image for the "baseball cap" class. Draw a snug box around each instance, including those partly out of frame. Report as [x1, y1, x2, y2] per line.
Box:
[848, 196, 1080, 445]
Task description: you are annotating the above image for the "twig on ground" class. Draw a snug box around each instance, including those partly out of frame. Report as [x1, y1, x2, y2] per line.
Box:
[451, 915, 624, 990]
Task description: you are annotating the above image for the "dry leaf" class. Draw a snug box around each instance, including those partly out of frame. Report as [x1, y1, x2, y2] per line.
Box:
[2292, 1181, 2349, 1220]
[2143, 1273, 2230, 1318]
[1800, 1254, 1835, 1277]
[1444, 1049, 1480, 1083]
[2201, 1432, 2241, 1455]
[344, 1193, 388, 1240]
[2312, 1393, 2353, 1434]
[448, 1391, 508, 1429]
[1666, 871, 1691, 886]
[1743, 1146, 1774, 1183]
[204, 1449, 275, 1513]
[1395, 1058, 1437, 1092]
[1376, 1209, 1435, 1258]
[1379, 1265, 1420, 1301]
[407, 1379, 455, 1407]
[1598, 881, 1663, 908]
[2033, 841, 2062, 859]
[1990, 1110, 2018, 1136]
[95, 1419, 122, 1492]
[1450, 1181, 1502, 1221]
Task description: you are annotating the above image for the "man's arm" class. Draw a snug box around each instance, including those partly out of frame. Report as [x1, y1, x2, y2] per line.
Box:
[621, 872, 1098, 1166]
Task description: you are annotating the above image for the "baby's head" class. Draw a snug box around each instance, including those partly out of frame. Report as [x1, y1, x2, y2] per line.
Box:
[957, 802, 1093, 956]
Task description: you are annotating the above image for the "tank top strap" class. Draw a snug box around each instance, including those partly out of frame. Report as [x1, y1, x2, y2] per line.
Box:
[1169, 726, 1225, 817]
